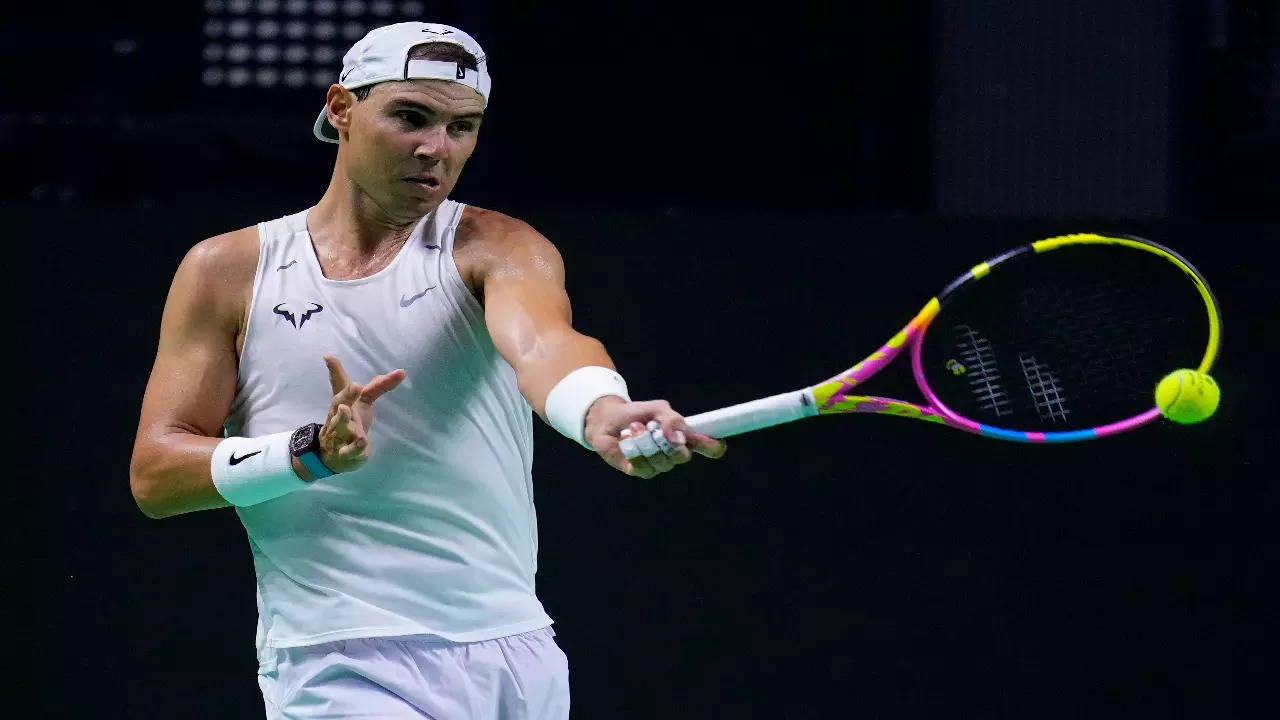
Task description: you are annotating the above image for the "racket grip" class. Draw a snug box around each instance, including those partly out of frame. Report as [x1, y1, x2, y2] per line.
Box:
[684, 389, 818, 439]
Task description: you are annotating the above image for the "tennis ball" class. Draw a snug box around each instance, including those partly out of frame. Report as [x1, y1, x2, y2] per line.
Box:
[1155, 369, 1220, 424]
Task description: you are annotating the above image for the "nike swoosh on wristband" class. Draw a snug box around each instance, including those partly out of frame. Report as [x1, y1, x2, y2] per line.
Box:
[229, 450, 262, 465]
[400, 286, 437, 307]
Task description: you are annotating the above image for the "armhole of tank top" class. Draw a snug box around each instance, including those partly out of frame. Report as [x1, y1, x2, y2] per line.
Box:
[440, 202, 488, 319]
[237, 221, 271, 369]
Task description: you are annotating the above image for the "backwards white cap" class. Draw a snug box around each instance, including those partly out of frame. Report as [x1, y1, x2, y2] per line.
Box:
[313, 21, 491, 143]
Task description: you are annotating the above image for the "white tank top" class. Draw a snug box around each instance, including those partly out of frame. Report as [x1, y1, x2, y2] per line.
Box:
[226, 201, 551, 664]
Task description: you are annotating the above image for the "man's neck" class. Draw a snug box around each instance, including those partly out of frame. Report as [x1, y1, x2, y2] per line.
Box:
[309, 170, 428, 256]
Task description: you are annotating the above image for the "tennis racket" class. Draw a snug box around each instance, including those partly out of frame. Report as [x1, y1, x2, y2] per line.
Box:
[659, 233, 1222, 447]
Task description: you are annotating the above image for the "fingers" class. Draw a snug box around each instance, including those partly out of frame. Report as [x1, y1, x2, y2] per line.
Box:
[644, 420, 691, 471]
[315, 358, 404, 474]
[336, 434, 369, 462]
[594, 427, 645, 478]
[617, 421, 691, 476]
[687, 431, 728, 459]
[609, 426, 661, 479]
[324, 355, 351, 395]
[324, 356, 406, 406]
[584, 397, 728, 479]
[649, 419, 693, 459]
[623, 422, 661, 458]
[326, 381, 362, 425]
[321, 403, 371, 470]
[359, 369, 407, 404]
[330, 404, 351, 438]
[323, 403, 361, 448]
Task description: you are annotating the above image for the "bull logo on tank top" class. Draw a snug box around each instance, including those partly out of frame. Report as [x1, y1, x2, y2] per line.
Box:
[272, 301, 324, 329]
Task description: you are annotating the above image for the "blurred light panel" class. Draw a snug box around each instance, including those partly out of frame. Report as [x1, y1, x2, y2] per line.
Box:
[201, 0, 407, 89]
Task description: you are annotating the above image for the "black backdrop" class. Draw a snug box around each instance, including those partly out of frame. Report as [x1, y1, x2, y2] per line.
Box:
[10, 1, 1277, 717]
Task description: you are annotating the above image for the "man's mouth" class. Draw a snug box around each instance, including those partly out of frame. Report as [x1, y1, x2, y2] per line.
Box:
[404, 175, 441, 190]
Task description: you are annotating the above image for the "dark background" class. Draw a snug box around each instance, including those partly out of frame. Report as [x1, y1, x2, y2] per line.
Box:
[10, 0, 1277, 717]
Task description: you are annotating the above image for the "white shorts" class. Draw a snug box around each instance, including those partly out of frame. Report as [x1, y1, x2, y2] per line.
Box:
[256, 627, 569, 719]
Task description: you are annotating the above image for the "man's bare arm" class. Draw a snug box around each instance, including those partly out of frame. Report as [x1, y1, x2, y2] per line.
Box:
[479, 230, 613, 418]
[129, 230, 255, 518]
[477, 215, 725, 478]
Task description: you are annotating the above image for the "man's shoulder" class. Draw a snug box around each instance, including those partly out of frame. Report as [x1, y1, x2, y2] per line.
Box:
[457, 204, 551, 253]
[160, 225, 261, 331]
[454, 205, 562, 296]
[181, 225, 260, 275]
[171, 225, 261, 311]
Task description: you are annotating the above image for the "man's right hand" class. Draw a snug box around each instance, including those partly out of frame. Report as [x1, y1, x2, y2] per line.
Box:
[585, 396, 727, 479]
[316, 355, 406, 474]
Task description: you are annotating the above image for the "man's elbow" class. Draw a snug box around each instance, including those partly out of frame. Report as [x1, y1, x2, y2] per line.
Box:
[129, 457, 175, 520]
[130, 473, 165, 519]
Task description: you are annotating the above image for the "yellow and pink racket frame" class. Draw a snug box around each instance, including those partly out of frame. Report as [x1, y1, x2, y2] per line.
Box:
[810, 234, 1221, 442]
[684, 234, 1221, 443]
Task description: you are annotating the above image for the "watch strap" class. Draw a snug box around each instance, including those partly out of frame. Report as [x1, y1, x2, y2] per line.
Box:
[291, 423, 335, 480]
[297, 449, 335, 480]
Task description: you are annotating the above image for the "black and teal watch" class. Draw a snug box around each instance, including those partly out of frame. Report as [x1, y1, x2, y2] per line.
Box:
[289, 423, 335, 480]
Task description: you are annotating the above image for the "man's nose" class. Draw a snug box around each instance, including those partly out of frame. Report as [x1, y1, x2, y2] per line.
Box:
[413, 125, 448, 159]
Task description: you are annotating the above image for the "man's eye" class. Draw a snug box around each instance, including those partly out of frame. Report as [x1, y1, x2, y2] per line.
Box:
[449, 122, 475, 134]
[396, 111, 425, 126]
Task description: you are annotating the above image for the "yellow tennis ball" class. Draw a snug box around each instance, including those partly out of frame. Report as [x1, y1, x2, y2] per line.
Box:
[1155, 369, 1220, 424]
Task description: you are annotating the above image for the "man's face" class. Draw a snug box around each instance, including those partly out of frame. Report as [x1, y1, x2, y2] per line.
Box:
[339, 79, 484, 219]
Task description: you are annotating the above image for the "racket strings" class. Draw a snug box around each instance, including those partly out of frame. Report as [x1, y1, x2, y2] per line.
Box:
[954, 325, 1012, 417]
[924, 245, 1208, 431]
[1028, 275, 1172, 401]
[1018, 352, 1070, 422]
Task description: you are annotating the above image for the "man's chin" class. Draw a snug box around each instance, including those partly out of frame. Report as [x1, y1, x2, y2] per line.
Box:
[412, 196, 445, 214]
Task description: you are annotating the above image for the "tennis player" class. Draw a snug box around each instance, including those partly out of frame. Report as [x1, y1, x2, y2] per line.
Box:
[129, 22, 725, 719]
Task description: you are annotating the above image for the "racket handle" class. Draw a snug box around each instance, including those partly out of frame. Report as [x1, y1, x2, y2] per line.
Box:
[684, 389, 818, 439]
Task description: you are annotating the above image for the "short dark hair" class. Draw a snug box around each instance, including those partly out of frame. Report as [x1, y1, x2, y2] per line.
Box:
[351, 42, 480, 101]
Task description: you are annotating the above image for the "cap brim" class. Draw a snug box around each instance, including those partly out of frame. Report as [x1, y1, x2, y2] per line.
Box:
[313, 107, 339, 143]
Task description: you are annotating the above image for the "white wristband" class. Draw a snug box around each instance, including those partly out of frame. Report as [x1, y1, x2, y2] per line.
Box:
[544, 366, 630, 449]
[210, 430, 308, 507]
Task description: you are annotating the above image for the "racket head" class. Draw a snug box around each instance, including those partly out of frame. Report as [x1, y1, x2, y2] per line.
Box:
[911, 233, 1221, 441]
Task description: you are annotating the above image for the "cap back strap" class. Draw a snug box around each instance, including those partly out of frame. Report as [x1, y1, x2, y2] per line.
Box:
[404, 59, 491, 104]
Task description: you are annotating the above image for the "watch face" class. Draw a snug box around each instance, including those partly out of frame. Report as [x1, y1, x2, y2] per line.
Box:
[290, 424, 318, 455]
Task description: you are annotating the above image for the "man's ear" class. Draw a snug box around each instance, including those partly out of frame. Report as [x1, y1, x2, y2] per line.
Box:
[325, 85, 358, 138]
